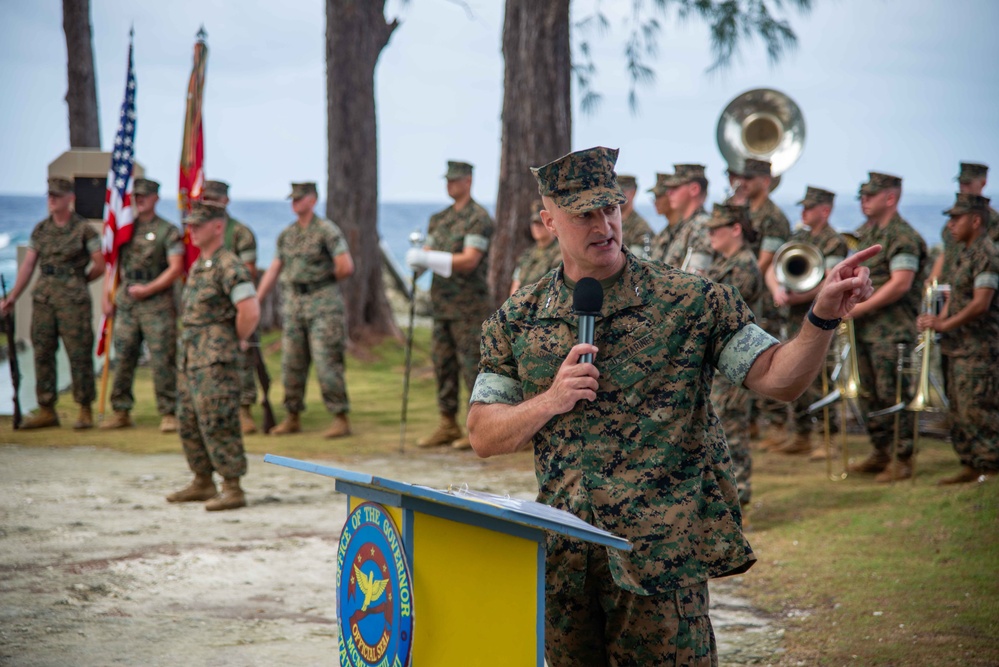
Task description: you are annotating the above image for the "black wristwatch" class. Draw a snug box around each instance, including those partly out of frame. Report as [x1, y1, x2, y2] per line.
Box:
[806, 306, 842, 330]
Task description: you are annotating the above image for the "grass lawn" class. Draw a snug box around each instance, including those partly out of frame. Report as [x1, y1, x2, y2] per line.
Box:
[2, 327, 996, 665]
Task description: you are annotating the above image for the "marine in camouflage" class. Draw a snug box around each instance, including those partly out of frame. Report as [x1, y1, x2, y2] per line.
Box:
[512, 239, 561, 290]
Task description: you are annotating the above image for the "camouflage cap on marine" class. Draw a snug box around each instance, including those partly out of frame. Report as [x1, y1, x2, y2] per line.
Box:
[134, 178, 160, 196]
[732, 158, 772, 179]
[859, 171, 902, 196]
[203, 180, 230, 200]
[956, 162, 988, 184]
[617, 174, 638, 191]
[444, 161, 474, 180]
[647, 172, 673, 196]
[943, 192, 991, 217]
[288, 182, 318, 200]
[663, 164, 707, 187]
[531, 146, 627, 215]
[47, 177, 73, 196]
[705, 202, 751, 229]
[530, 200, 544, 223]
[797, 186, 835, 207]
[184, 201, 226, 225]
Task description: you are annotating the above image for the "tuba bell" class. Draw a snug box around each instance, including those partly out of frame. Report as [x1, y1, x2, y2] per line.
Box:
[773, 241, 825, 294]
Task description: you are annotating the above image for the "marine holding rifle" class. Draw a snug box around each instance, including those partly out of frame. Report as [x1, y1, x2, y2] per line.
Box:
[0, 177, 105, 430]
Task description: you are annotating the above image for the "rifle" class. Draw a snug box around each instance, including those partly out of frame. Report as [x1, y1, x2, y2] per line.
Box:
[248, 334, 276, 433]
[1, 276, 22, 429]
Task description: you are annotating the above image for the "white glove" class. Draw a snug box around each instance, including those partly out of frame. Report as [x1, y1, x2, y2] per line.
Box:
[406, 248, 453, 278]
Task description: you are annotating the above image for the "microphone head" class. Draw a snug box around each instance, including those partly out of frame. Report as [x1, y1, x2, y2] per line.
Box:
[573, 277, 604, 315]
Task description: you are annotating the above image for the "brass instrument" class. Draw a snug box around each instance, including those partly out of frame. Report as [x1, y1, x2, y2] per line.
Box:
[773, 241, 825, 294]
[716, 88, 806, 192]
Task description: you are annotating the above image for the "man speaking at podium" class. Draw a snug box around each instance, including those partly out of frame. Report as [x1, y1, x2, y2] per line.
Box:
[467, 147, 878, 666]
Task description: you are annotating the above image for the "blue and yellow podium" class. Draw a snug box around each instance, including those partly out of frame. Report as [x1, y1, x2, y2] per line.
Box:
[264, 454, 630, 667]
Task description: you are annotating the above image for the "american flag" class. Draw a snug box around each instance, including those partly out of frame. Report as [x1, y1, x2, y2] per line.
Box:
[97, 35, 137, 356]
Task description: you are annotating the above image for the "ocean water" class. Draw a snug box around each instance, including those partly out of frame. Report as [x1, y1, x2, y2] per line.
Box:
[0, 193, 955, 290]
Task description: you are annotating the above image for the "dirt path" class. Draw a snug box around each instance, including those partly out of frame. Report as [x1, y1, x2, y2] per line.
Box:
[0, 445, 781, 666]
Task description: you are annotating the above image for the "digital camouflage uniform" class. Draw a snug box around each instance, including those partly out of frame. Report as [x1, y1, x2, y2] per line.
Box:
[707, 240, 763, 507]
[512, 240, 561, 290]
[651, 207, 713, 272]
[620, 209, 653, 258]
[854, 193, 927, 461]
[937, 195, 999, 473]
[223, 213, 259, 408]
[178, 245, 256, 479]
[277, 213, 351, 416]
[784, 222, 848, 435]
[110, 215, 183, 415]
[28, 211, 100, 409]
[472, 250, 779, 666]
[426, 198, 494, 416]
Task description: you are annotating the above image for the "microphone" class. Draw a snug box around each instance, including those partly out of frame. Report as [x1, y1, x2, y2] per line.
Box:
[573, 278, 603, 364]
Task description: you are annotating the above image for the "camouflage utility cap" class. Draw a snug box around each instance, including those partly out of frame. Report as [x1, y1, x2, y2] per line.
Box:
[957, 162, 988, 184]
[706, 202, 751, 229]
[648, 172, 673, 196]
[943, 192, 991, 216]
[531, 146, 626, 215]
[663, 163, 707, 187]
[797, 186, 835, 207]
[617, 174, 638, 191]
[47, 177, 73, 196]
[445, 161, 473, 180]
[185, 201, 225, 225]
[530, 200, 544, 223]
[859, 172, 902, 196]
[203, 180, 230, 200]
[134, 178, 160, 196]
[731, 158, 771, 179]
[288, 182, 318, 200]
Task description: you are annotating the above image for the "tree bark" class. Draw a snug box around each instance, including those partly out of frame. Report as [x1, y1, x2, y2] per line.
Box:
[62, 0, 101, 148]
[491, 0, 572, 306]
[326, 0, 399, 344]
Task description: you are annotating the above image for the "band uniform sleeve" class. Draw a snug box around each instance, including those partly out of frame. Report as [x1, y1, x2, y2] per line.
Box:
[221, 255, 255, 305]
[235, 224, 258, 265]
[325, 220, 350, 257]
[83, 221, 101, 255]
[28, 221, 43, 251]
[165, 223, 184, 257]
[886, 224, 923, 273]
[470, 309, 523, 405]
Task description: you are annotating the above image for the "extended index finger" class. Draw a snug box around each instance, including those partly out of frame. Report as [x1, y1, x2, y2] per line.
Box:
[839, 244, 882, 269]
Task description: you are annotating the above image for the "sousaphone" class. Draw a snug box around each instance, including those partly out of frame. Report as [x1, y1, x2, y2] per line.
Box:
[717, 88, 805, 192]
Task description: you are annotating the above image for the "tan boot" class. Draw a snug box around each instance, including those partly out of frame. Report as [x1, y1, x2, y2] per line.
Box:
[205, 478, 246, 512]
[777, 433, 812, 455]
[417, 414, 462, 448]
[20, 406, 59, 430]
[847, 452, 890, 474]
[269, 412, 301, 435]
[875, 459, 912, 483]
[757, 424, 788, 451]
[809, 444, 830, 461]
[73, 404, 93, 430]
[323, 414, 351, 439]
[100, 410, 133, 430]
[936, 466, 983, 485]
[451, 436, 472, 450]
[159, 414, 178, 433]
[166, 473, 217, 503]
[239, 405, 257, 435]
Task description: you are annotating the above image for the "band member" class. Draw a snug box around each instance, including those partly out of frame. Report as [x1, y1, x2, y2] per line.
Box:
[651, 164, 713, 273]
[510, 202, 560, 295]
[616, 174, 653, 257]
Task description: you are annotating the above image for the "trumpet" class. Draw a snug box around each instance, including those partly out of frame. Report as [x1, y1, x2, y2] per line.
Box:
[773, 241, 825, 294]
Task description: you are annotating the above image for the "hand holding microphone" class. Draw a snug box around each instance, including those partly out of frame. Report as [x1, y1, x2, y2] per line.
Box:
[573, 277, 603, 365]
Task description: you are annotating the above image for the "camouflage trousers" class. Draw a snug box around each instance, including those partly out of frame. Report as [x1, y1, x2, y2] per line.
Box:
[946, 356, 999, 472]
[178, 362, 246, 479]
[110, 298, 177, 415]
[545, 541, 716, 667]
[31, 296, 95, 407]
[239, 342, 258, 407]
[432, 317, 484, 416]
[857, 337, 914, 459]
[711, 374, 752, 506]
[751, 301, 790, 428]
[281, 289, 349, 415]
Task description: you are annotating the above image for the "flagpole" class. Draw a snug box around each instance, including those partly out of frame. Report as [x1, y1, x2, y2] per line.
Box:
[97, 267, 120, 421]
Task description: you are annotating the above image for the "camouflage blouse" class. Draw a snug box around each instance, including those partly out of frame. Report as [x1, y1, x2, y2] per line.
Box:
[276, 213, 349, 286]
[652, 208, 712, 270]
[28, 212, 100, 305]
[939, 235, 999, 359]
[620, 209, 653, 256]
[707, 247, 763, 309]
[512, 241, 561, 289]
[472, 251, 780, 595]
[748, 198, 791, 257]
[224, 215, 258, 267]
[116, 215, 182, 309]
[426, 199, 494, 320]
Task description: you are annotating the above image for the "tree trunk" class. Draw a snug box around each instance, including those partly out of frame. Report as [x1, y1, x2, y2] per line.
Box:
[62, 0, 100, 148]
[491, 0, 572, 306]
[326, 0, 399, 345]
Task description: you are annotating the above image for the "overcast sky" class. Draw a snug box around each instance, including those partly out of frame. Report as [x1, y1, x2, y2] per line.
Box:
[1, 0, 997, 204]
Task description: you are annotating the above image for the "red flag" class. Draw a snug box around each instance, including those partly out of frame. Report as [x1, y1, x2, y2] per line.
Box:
[179, 26, 208, 273]
[97, 33, 138, 356]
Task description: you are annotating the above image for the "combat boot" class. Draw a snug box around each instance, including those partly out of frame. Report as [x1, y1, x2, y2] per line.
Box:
[239, 405, 257, 435]
[100, 410, 133, 430]
[166, 473, 217, 503]
[874, 458, 912, 483]
[417, 414, 462, 448]
[777, 433, 812, 455]
[847, 452, 890, 474]
[809, 443, 830, 461]
[20, 406, 59, 429]
[757, 424, 788, 451]
[73, 404, 94, 430]
[451, 436, 472, 451]
[159, 414, 178, 433]
[269, 412, 301, 435]
[936, 466, 982, 485]
[323, 414, 351, 439]
[205, 478, 246, 512]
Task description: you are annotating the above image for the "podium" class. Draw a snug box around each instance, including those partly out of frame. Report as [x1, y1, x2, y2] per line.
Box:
[264, 454, 631, 667]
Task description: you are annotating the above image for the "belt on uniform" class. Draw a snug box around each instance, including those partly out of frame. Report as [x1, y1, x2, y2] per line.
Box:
[40, 265, 84, 277]
[124, 269, 156, 281]
[290, 277, 336, 295]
